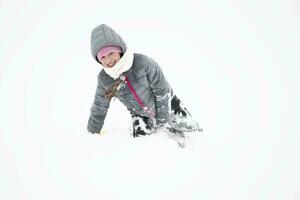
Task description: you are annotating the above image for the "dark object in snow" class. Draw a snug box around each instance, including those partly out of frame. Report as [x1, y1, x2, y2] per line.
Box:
[132, 115, 153, 137]
[132, 95, 201, 137]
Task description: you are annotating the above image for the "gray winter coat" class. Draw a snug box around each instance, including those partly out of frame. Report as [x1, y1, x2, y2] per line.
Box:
[87, 24, 173, 133]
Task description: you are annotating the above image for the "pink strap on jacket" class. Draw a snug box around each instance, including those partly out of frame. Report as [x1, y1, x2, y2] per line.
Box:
[124, 76, 155, 118]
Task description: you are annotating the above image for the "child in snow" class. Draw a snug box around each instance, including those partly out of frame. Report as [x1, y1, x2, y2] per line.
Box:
[87, 24, 201, 137]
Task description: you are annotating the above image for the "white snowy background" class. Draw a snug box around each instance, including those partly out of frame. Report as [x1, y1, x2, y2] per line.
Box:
[1, 0, 299, 199]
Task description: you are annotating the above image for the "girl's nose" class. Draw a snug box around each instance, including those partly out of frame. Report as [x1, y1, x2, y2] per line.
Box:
[101, 55, 111, 65]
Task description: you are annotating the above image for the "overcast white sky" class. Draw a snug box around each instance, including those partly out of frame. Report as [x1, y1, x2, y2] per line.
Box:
[1, 0, 300, 199]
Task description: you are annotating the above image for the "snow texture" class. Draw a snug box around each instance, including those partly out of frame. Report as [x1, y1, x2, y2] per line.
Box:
[1, 0, 300, 200]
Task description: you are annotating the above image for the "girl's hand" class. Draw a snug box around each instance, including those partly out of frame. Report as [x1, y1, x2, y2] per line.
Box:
[99, 130, 108, 135]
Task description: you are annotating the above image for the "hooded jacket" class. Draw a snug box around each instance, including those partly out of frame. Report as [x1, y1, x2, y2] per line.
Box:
[87, 24, 173, 133]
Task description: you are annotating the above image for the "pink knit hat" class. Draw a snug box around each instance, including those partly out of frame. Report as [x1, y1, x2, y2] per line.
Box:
[97, 45, 122, 60]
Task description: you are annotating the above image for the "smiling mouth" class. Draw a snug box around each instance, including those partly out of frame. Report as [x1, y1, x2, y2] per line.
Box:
[107, 61, 116, 67]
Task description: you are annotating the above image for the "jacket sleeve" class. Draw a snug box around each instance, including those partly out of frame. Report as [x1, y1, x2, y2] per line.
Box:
[87, 73, 111, 133]
[145, 58, 172, 125]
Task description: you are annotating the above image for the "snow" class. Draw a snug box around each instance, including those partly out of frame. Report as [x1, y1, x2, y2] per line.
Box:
[1, 0, 300, 199]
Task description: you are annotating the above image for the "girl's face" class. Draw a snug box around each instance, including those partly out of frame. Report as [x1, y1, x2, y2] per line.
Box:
[99, 52, 121, 68]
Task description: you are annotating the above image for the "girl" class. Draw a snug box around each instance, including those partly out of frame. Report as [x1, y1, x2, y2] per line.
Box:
[87, 24, 201, 140]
